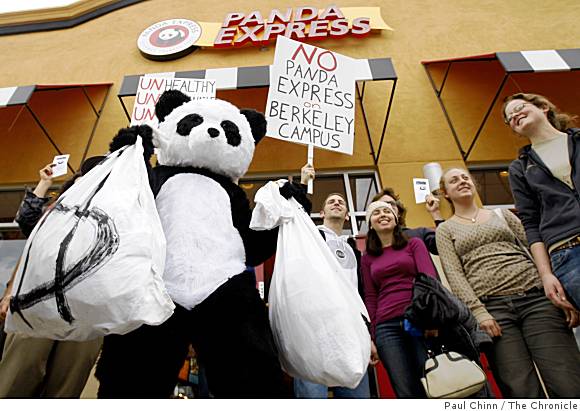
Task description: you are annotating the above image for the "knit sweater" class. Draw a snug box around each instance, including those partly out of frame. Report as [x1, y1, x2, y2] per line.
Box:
[436, 209, 542, 324]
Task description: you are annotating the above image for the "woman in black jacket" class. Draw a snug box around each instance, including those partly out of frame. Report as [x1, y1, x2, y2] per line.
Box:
[503, 93, 580, 323]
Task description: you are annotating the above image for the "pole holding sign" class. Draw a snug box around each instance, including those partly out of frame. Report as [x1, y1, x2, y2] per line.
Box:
[307, 144, 314, 194]
[265, 36, 357, 156]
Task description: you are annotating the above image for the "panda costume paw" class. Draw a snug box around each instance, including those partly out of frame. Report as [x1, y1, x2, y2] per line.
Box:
[109, 124, 155, 161]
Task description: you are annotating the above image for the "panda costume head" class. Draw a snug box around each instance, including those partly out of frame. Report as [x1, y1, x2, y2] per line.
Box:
[152, 90, 266, 180]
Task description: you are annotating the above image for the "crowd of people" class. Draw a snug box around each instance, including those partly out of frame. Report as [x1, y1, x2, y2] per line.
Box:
[0, 92, 579, 399]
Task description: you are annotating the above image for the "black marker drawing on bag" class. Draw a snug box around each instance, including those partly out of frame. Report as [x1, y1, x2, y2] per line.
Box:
[11, 170, 120, 328]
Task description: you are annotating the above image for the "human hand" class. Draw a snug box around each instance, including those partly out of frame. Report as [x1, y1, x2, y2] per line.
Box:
[479, 319, 502, 337]
[541, 273, 576, 311]
[370, 340, 380, 366]
[300, 163, 315, 185]
[39, 163, 55, 183]
[0, 295, 11, 322]
[425, 194, 443, 219]
[562, 308, 580, 328]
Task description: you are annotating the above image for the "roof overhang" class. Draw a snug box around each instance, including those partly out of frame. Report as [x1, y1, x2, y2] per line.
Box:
[422, 48, 580, 162]
[0, 83, 112, 182]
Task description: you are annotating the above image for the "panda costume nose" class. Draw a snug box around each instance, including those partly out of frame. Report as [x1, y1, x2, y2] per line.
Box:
[208, 128, 220, 138]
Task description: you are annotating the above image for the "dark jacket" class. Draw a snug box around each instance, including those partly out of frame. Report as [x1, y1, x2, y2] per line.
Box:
[14, 189, 50, 238]
[403, 226, 438, 255]
[508, 128, 580, 249]
[405, 273, 492, 362]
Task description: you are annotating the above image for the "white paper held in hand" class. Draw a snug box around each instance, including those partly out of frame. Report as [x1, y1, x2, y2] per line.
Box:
[413, 178, 430, 204]
[51, 154, 70, 177]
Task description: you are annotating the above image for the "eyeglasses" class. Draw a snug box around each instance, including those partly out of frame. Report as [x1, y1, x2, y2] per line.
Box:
[504, 103, 530, 124]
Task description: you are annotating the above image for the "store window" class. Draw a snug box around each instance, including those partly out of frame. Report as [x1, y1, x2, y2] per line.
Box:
[240, 169, 381, 236]
[468, 166, 515, 208]
[0, 188, 27, 224]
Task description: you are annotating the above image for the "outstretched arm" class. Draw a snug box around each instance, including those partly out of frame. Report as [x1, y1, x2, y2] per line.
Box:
[15, 163, 54, 237]
[109, 124, 156, 188]
[278, 163, 314, 214]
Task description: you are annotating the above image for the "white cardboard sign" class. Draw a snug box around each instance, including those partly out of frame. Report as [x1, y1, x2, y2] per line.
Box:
[51, 154, 70, 177]
[131, 75, 216, 127]
[265, 36, 356, 155]
[413, 178, 430, 204]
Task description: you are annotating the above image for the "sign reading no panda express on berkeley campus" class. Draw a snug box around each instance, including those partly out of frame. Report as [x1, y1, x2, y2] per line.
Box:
[131, 75, 216, 127]
[266, 36, 356, 155]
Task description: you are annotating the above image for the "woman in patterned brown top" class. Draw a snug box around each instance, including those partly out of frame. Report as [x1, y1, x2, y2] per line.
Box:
[435, 167, 580, 398]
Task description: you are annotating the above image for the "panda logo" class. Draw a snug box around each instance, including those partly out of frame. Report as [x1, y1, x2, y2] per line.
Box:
[151, 26, 187, 47]
[138, 19, 202, 60]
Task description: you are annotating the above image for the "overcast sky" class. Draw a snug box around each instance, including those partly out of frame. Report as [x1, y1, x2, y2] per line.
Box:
[0, 0, 79, 14]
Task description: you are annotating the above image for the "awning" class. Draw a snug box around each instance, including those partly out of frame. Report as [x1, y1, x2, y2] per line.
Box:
[0, 83, 112, 184]
[118, 58, 397, 164]
[422, 48, 580, 162]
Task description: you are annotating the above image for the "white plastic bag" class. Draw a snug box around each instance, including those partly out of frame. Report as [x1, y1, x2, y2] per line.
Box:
[250, 181, 371, 388]
[6, 137, 175, 341]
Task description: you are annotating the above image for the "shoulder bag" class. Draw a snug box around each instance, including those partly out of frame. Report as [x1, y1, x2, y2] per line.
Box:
[421, 347, 487, 398]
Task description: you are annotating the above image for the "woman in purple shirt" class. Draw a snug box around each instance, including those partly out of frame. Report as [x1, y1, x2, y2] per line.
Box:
[362, 201, 438, 398]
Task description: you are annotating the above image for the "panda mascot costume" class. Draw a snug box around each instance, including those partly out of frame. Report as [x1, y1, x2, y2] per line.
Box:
[95, 90, 311, 398]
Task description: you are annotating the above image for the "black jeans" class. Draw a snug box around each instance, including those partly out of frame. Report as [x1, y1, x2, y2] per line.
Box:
[483, 290, 580, 398]
[96, 271, 288, 398]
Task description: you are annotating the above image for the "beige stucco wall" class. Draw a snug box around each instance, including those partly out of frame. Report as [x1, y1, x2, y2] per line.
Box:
[1, 0, 580, 227]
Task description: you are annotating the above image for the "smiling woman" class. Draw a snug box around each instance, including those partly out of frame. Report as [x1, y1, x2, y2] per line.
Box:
[436, 166, 580, 398]
[503, 92, 580, 343]
[361, 200, 438, 398]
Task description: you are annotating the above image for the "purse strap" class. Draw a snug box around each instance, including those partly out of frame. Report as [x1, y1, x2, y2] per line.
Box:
[493, 208, 534, 262]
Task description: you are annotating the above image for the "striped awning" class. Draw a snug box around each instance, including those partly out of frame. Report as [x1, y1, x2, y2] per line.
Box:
[422, 48, 580, 73]
[0, 83, 113, 108]
[118, 57, 397, 97]
[0, 85, 35, 107]
[497, 49, 580, 73]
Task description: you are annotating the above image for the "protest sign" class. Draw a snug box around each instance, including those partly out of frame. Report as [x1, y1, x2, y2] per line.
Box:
[266, 36, 357, 155]
[413, 178, 431, 204]
[131, 75, 216, 127]
[51, 154, 70, 177]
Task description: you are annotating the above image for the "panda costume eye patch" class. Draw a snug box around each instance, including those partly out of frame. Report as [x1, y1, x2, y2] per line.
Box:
[177, 114, 204, 136]
[221, 120, 241, 146]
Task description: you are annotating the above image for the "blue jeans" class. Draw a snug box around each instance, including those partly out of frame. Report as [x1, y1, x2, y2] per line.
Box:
[551, 244, 580, 310]
[293, 371, 370, 398]
[374, 317, 428, 398]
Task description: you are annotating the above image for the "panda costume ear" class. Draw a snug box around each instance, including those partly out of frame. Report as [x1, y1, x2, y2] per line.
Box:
[240, 109, 267, 144]
[155, 90, 191, 122]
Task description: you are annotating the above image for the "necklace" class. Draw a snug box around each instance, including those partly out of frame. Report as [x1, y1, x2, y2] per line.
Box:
[455, 208, 480, 223]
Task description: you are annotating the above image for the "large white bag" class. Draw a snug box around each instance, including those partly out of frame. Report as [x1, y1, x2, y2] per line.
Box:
[250, 181, 371, 388]
[6, 138, 174, 341]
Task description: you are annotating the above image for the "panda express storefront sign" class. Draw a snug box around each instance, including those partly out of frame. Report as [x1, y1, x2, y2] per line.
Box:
[214, 5, 371, 48]
[137, 5, 392, 60]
